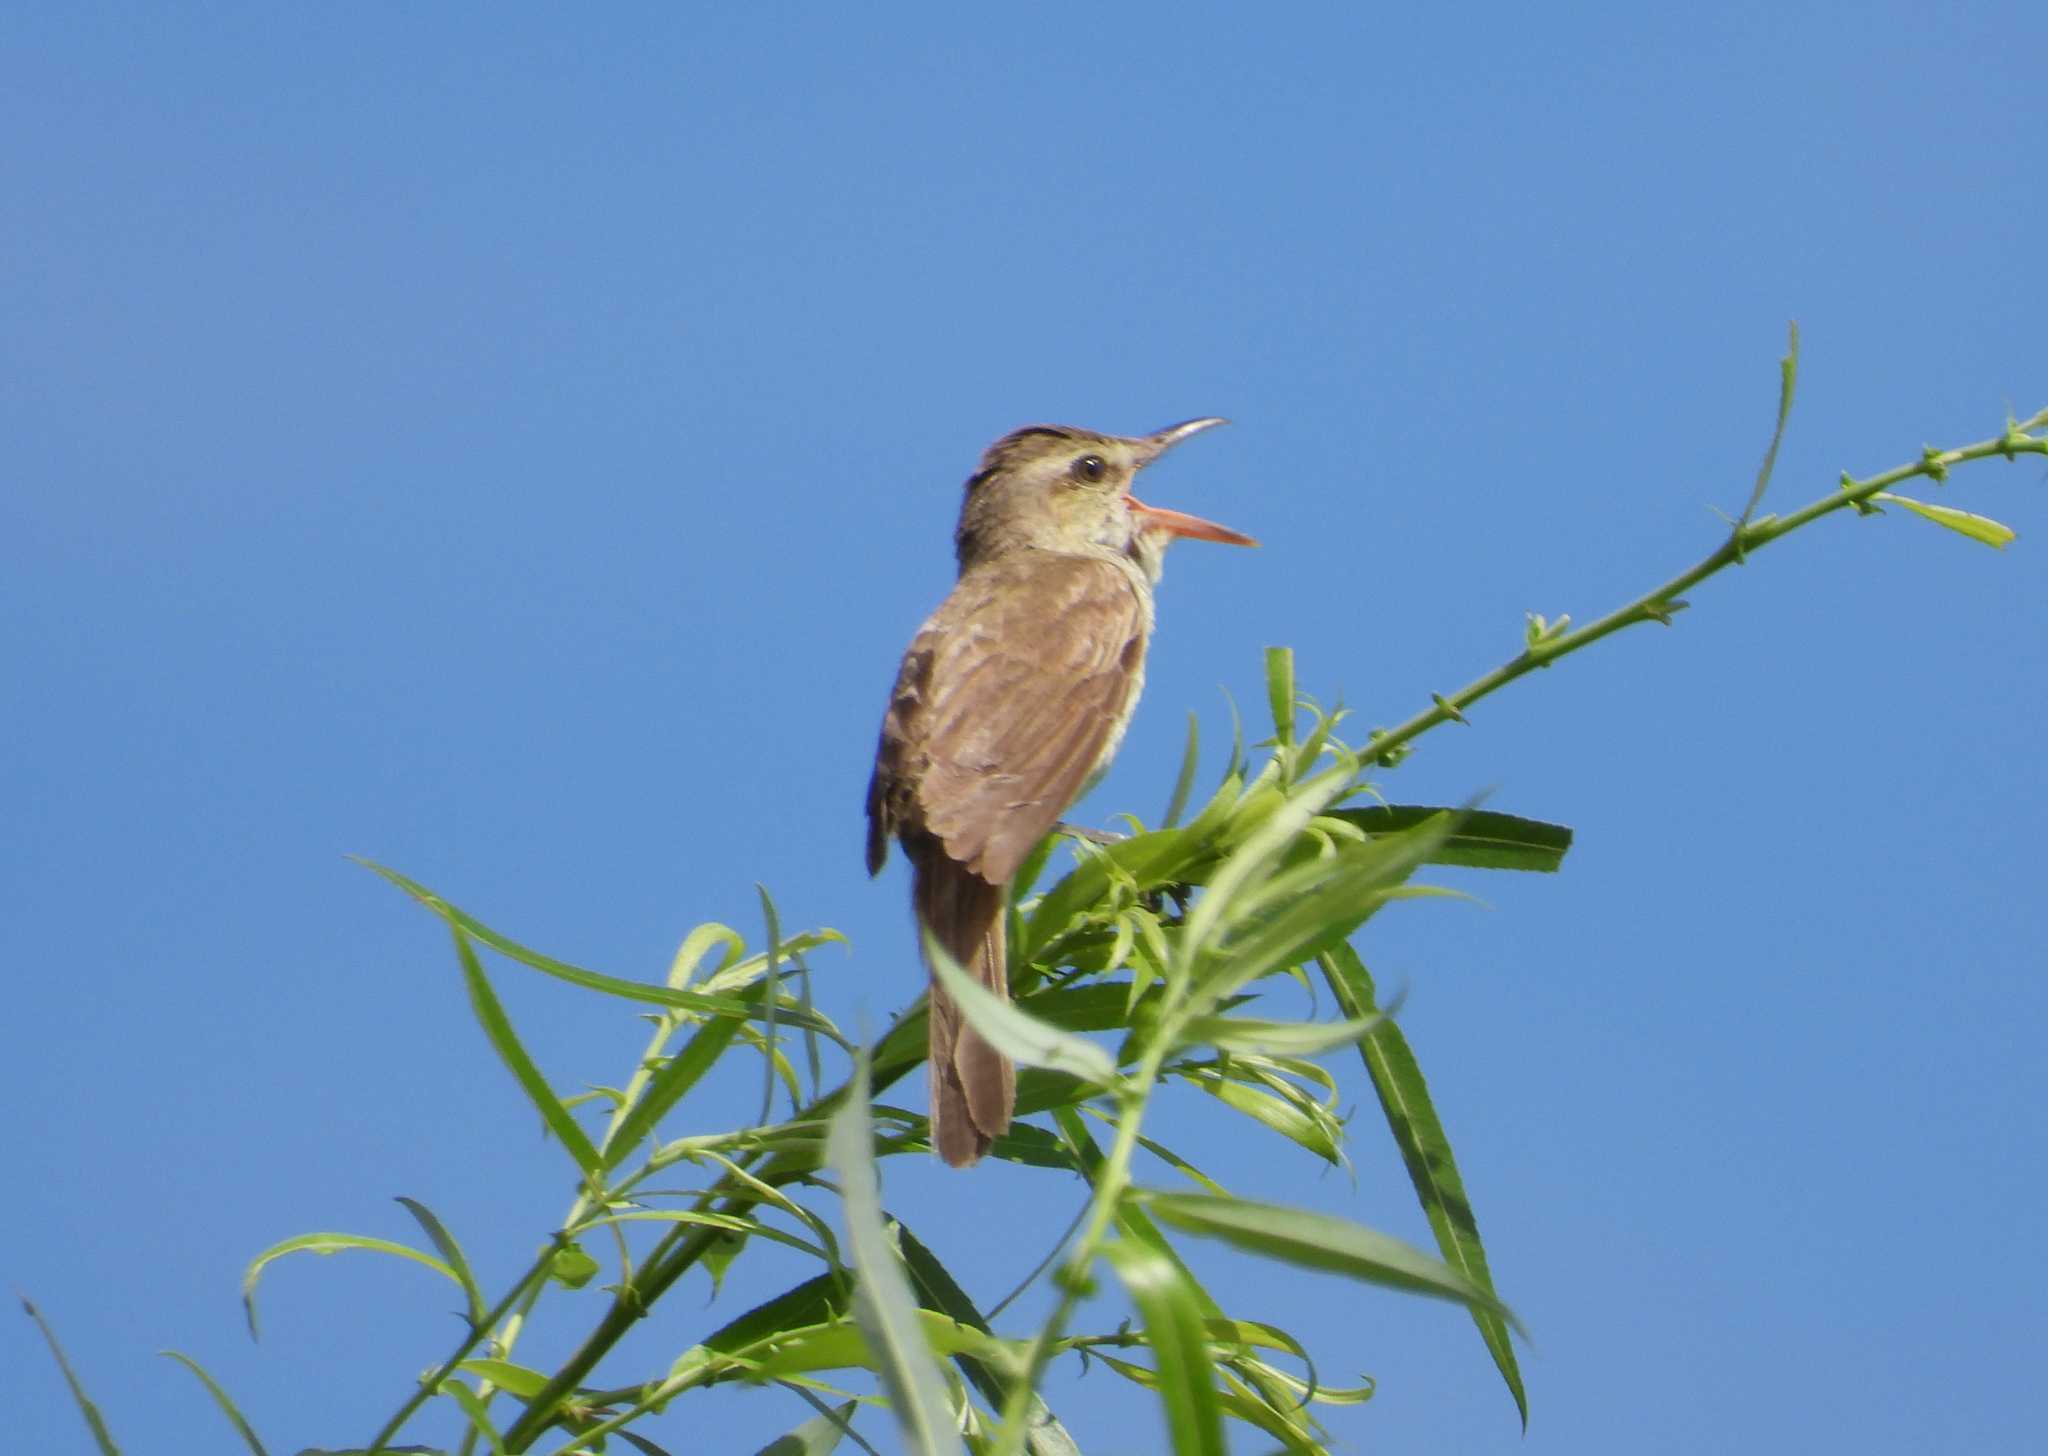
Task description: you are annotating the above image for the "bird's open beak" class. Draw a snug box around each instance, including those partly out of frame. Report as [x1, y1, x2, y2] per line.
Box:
[1128, 499, 1258, 546]
[1128, 417, 1258, 546]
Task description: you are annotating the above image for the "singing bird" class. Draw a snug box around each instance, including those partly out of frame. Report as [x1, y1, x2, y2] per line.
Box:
[865, 418, 1255, 1166]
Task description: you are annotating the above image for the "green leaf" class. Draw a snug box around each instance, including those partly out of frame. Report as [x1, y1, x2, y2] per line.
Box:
[668, 921, 746, 986]
[1264, 646, 1296, 748]
[1735, 319, 1799, 527]
[898, 1216, 1080, 1443]
[22, 1297, 123, 1456]
[1022, 827, 1204, 961]
[1102, 1241, 1227, 1456]
[1196, 818, 1453, 1002]
[1178, 758, 1357, 971]
[392, 1197, 487, 1331]
[1135, 1190, 1526, 1337]
[241, 1232, 460, 1339]
[699, 1273, 850, 1359]
[1054, 1108, 1224, 1321]
[453, 1358, 552, 1397]
[1872, 492, 2017, 548]
[357, 859, 843, 1037]
[825, 1054, 966, 1456]
[1200, 1316, 1365, 1409]
[158, 1351, 268, 1455]
[1321, 942, 1525, 1426]
[1083, 1112, 1231, 1197]
[1182, 1067, 1340, 1164]
[1088, 1351, 1323, 1454]
[1161, 711, 1203, 828]
[1222, 689, 1246, 784]
[893, 1214, 1096, 1456]
[1177, 1006, 1392, 1058]
[755, 884, 786, 1126]
[752, 1400, 859, 1456]
[549, 1242, 600, 1289]
[1021, 980, 1157, 1035]
[753, 1310, 1012, 1380]
[1329, 805, 1572, 872]
[925, 929, 1121, 1089]
[451, 926, 603, 1180]
[605, 1013, 744, 1171]
[431, 1378, 509, 1453]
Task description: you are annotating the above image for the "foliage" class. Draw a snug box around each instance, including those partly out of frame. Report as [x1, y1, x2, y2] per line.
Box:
[29, 343, 2048, 1453]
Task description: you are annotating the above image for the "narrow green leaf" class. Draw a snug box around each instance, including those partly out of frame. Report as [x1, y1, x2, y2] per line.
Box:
[752, 1399, 859, 1456]
[453, 1358, 551, 1397]
[357, 859, 842, 1036]
[786, 923, 826, 1101]
[1007, 834, 1062, 913]
[1177, 1006, 1391, 1058]
[756, 884, 785, 1127]
[1294, 696, 1339, 775]
[825, 1054, 966, 1456]
[896, 1206, 1110, 1456]
[753, 1310, 1010, 1379]
[393, 1197, 487, 1331]
[1135, 1190, 1526, 1336]
[433, 1378, 509, 1453]
[241, 1233, 460, 1339]
[1102, 1240, 1227, 1456]
[1735, 319, 1799, 527]
[926, 930, 1121, 1089]
[1010, 1066, 1098, 1119]
[668, 922, 746, 986]
[1221, 690, 1246, 784]
[1200, 818, 1452, 999]
[1054, 1108, 1224, 1321]
[1161, 711, 1203, 828]
[698, 930, 848, 996]
[1076, 1107, 1232, 1197]
[451, 926, 603, 1180]
[1329, 805, 1572, 872]
[1321, 942, 1525, 1426]
[1178, 757, 1357, 971]
[604, 1013, 743, 1171]
[1872, 492, 2017, 548]
[23, 1297, 124, 1456]
[1021, 980, 1156, 1036]
[1088, 1350, 1322, 1454]
[1182, 1069, 1340, 1164]
[894, 1219, 1023, 1425]
[700, 1273, 849, 1358]
[1022, 826, 1202, 961]
[1183, 767, 1244, 849]
[1264, 646, 1296, 748]
[159, 1351, 268, 1455]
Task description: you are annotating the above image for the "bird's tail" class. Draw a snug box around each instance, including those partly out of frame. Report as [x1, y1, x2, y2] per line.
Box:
[912, 846, 1015, 1167]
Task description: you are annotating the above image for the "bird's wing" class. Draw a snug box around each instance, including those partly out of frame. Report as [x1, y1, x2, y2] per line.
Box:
[895, 553, 1147, 885]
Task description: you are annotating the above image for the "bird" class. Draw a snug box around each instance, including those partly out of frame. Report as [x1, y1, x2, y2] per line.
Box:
[865, 418, 1255, 1166]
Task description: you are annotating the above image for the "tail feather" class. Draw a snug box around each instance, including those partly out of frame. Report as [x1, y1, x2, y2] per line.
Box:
[912, 846, 1015, 1167]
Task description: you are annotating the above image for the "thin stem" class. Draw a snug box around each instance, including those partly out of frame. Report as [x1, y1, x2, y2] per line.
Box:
[496, 1034, 924, 1450]
[991, 1057, 1163, 1456]
[987, 1195, 1092, 1321]
[1367, 422, 2046, 766]
[359, 1241, 563, 1456]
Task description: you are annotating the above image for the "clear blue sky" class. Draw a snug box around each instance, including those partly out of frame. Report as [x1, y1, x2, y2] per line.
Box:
[4, 5, 2042, 1452]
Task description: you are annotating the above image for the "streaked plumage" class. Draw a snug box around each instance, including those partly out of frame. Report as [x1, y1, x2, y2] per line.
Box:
[866, 420, 1252, 1166]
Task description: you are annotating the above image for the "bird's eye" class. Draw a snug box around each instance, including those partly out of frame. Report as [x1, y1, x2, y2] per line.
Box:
[1074, 454, 1108, 482]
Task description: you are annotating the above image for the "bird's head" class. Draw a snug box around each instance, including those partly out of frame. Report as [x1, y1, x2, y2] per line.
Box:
[954, 417, 1255, 578]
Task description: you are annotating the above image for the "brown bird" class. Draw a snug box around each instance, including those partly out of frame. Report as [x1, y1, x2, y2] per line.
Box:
[865, 418, 1255, 1166]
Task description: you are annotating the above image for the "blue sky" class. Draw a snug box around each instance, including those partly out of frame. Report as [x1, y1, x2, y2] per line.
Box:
[4, 5, 2042, 1452]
